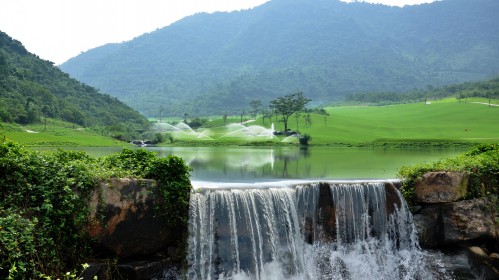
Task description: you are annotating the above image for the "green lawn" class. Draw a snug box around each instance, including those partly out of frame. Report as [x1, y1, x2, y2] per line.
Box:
[0, 120, 126, 146]
[284, 100, 499, 145]
[3, 99, 498, 147]
[193, 98, 499, 146]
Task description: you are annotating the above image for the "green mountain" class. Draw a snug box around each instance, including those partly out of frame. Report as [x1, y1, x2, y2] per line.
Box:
[59, 0, 499, 117]
[0, 31, 148, 129]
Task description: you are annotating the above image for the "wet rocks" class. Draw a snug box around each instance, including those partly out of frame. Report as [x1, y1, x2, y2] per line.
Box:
[414, 197, 497, 248]
[411, 171, 498, 279]
[86, 178, 181, 258]
[414, 171, 468, 203]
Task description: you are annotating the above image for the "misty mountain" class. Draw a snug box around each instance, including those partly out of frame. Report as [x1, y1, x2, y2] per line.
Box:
[60, 0, 499, 117]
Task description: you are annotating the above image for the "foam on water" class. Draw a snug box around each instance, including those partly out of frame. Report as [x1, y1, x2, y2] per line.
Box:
[186, 181, 456, 280]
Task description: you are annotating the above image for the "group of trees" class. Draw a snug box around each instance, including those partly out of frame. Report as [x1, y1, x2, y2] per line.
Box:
[0, 31, 148, 139]
[345, 77, 499, 105]
[244, 91, 312, 132]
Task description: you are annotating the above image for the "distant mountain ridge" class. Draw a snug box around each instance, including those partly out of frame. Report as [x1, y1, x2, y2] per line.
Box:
[60, 0, 499, 117]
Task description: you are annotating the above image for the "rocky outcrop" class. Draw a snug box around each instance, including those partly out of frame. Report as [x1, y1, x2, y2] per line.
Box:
[86, 178, 183, 259]
[411, 171, 498, 279]
[414, 197, 497, 248]
[414, 171, 468, 203]
[467, 246, 499, 280]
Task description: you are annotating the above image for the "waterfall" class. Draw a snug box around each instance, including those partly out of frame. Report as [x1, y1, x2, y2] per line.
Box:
[186, 181, 450, 280]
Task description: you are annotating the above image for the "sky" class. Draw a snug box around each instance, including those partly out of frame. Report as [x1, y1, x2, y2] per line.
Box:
[0, 0, 436, 65]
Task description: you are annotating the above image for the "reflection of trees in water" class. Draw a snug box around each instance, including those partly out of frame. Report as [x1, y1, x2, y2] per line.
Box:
[275, 150, 299, 178]
[153, 147, 319, 179]
[274, 147, 317, 178]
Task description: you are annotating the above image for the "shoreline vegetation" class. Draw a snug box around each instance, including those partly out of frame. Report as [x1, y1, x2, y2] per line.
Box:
[0, 139, 497, 278]
[0, 140, 191, 279]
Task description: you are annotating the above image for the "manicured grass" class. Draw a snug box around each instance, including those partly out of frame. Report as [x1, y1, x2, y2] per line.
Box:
[0, 120, 126, 146]
[189, 99, 499, 146]
[3, 99, 498, 147]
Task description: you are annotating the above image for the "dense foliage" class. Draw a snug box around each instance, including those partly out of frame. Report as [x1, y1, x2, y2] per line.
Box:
[0, 140, 191, 279]
[345, 77, 499, 105]
[99, 148, 192, 226]
[60, 0, 499, 117]
[398, 144, 499, 207]
[270, 91, 311, 131]
[0, 31, 149, 137]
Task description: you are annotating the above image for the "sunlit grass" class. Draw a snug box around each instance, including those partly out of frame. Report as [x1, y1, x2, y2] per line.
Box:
[191, 98, 499, 145]
[3, 98, 498, 147]
[1, 119, 125, 146]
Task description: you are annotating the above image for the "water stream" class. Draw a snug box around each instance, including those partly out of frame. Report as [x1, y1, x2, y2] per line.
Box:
[185, 181, 459, 280]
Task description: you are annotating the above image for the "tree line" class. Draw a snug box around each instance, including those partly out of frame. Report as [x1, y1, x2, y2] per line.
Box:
[344, 77, 499, 105]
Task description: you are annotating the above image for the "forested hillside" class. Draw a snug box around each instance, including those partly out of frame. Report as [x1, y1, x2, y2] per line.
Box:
[60, 0, 499, 117]
[345, 76, 499, 104]
[0, 31, 148, 129]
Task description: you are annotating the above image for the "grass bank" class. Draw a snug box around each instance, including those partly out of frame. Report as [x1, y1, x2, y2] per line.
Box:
[156, 98, 498, 148]
[2, 98, 498, 147]
[0, 120, 127, 147]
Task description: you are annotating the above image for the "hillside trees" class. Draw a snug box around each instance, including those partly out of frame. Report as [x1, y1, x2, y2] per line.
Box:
[0, 31, 148, 135]
[344, 77, 499, 105]
[249, 100, 263, 119]
[270, 92, 311, 131]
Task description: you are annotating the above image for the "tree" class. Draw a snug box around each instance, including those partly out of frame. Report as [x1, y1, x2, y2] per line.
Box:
[315, 108, 330, 125]
[249, 100, 263, 119]
[261, 109, 273, 125]
[269, 92, 311, 131]
[304, 112, 312, 127]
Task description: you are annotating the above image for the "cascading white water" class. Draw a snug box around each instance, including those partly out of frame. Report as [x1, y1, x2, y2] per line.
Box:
[186, 181, 453, 280]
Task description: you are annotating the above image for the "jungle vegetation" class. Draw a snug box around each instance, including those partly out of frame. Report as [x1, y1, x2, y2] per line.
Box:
[0, 140, 191, 279]
[0, 31, 149, 140]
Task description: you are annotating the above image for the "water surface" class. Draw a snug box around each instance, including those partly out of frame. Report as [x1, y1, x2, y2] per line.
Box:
[148, 146, 463, 181]
[37, 146, 464, 181]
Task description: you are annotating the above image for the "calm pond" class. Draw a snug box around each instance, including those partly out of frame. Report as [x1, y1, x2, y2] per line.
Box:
[49, 146, 465, 181]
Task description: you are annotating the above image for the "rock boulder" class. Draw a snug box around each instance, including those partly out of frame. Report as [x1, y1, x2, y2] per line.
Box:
[414, 172, 468, 203]
[86, 178, 183, 259]
[414, 197, 497, 248]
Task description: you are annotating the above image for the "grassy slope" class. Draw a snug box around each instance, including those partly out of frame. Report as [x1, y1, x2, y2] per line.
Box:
[294, 99, 499, 145]
[2, 98, 498, 147]
[0, 120, 126, 146]
[196, 98, 498, 146]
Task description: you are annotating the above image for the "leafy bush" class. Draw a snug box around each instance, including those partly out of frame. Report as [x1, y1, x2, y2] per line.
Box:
[0, 141, 97, 278]
[398, 144, 499, 206]
[100, 148, 192, 226]
[299, 134, 312, 146]
[146, 155, 192, 225]
[0, 141, 192, 278]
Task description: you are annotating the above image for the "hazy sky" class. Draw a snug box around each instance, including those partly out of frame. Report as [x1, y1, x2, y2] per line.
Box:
[0, 0, 435, 65]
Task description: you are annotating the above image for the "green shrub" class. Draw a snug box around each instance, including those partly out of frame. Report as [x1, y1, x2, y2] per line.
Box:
[0, 140, 192, 278]
[398, 144, 499, 206]
[99, 148, 156, 177]
[146, 155, 192, 226]
[0, 140, 96, 278]
[0, 209, 38, 279]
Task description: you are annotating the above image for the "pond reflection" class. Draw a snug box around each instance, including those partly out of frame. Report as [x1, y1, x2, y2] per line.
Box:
[35, 146, 464, 182]
[147, 146, 463, 181]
